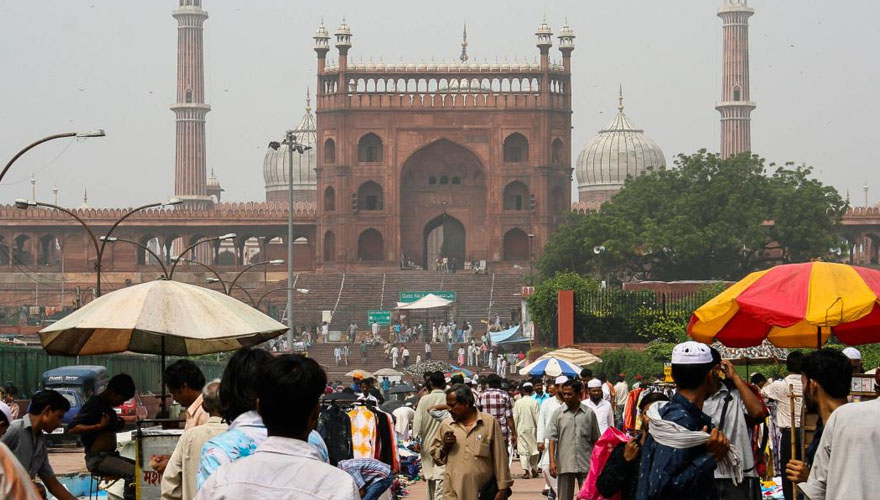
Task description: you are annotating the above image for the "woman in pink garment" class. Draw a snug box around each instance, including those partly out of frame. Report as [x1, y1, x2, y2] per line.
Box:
[457, 346, 465, 366]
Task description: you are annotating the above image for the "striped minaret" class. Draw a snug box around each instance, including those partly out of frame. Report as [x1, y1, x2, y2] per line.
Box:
[717, 0, 756, 158]
[171, 0, 212, 208]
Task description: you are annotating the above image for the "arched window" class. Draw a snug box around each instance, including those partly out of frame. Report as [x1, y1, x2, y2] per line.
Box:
[428, 176, 437, 185]
[503, 228, 530, 261]
[324, 139, 336, 164]
[503, 133, 529, 163]
[323, 186, 336, 212]
[552, 138, 564, 164]
[503, 181, 529, 211]
[357, 229, 384, 261]
[323, 231, 335, 262]
[357, 181, 384, 211]
[440, 176, 449, 185]
[185, 88, 193, 103]
[451, 176, 461, 185]
[733, 85, 742, 101]
[358, 133, 384, 163]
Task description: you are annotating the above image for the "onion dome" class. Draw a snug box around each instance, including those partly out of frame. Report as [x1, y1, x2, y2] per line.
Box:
[263, 91, 317, 198]
[576, 89, 666, 195]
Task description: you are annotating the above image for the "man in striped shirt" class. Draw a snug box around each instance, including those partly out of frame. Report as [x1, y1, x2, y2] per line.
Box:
[338, 458, 393, 500]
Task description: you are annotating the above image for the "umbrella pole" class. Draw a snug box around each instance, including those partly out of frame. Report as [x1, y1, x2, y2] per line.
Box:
[789, 384, 797, 500]
[160, 336, 167, 417]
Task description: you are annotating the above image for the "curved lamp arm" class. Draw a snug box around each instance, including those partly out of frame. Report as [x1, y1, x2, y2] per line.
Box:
[17, 200, 100, 260]
[102, 237, 169, 278]
[2, 130, 105, 184]
[168, 233, 235, 279]
[228, 259, 284, 293]
[183, 260, 228, 293]
[97, 198, 181, 263]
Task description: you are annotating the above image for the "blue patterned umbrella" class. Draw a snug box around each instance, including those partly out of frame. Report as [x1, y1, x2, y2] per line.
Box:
[518, 357, 582, 377]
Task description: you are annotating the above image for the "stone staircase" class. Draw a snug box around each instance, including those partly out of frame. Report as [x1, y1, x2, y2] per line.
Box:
[256, 270, 526, 337]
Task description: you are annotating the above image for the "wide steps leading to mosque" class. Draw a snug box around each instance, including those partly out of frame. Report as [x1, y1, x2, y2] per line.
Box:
[261, 270, 526, 336]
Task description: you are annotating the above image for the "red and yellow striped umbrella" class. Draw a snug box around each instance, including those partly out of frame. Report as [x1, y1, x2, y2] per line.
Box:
[688, 262, 880, 348]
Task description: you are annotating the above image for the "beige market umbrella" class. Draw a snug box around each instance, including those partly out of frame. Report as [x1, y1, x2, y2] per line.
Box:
[39, 279, 288, 356]
[537, 347, 603, 367]
[373, 368, 404, 377]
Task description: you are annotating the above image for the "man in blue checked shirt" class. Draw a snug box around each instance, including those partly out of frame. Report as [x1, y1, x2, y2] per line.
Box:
[338, 458, 393, 500]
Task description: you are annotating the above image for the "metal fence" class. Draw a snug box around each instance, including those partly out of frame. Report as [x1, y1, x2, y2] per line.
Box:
[0, 345, 226, 397]
[572, 289, 708, 344]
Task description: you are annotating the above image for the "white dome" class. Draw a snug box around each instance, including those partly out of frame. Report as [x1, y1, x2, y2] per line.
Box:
[263, 96, 317, 195]
[576, 94, 666, 192]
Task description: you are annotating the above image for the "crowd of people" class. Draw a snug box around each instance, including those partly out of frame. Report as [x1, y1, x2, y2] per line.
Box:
[0, 340, 877, 499]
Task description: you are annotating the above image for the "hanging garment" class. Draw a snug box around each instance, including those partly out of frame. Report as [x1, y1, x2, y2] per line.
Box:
[317, 404, 354, 465]
[348, 406, 378, 459]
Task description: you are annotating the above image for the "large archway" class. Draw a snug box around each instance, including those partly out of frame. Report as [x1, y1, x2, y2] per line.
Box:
[400, 139, 487, 268]
[423, 214, 466, 270]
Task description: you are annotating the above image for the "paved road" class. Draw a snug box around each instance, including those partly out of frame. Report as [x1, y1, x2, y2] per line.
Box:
[52, 448, 551, 499]
[404, 461, 549, 499]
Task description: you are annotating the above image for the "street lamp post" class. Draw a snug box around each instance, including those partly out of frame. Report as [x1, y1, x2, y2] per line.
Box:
[181, 258, 282, 307]
[16, 197, 182, 296]
[2, 130, 105, 185]
[268, 132, 311, 346]
[527, 233, 536, 275]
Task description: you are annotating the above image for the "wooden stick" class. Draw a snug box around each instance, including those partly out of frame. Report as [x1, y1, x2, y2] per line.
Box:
[799, 391, 807, 463]
[789, 384, 797, 500]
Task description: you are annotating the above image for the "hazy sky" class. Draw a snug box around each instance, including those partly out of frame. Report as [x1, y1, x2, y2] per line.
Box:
[1, 0, 878, 208]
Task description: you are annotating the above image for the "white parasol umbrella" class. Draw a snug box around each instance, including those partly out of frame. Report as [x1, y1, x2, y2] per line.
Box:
[519, 357, 582, 377]
[373, 368, 404, 377]
[537, 347, 603, 367]
[39, 279, 288, 356]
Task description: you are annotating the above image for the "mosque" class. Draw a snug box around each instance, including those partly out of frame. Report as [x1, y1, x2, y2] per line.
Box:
[2, 0, 879, 320]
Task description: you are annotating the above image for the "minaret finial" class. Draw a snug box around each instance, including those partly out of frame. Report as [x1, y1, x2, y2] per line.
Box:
[306, 87, 312, 113]
[83, 188, 88, 205]
[30, 174, 36, 202]
[618, 84, 624, 113]
[460, 22, 469, 63]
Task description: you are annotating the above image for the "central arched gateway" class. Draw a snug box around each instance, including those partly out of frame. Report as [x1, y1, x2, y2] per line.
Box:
[400, 139, 487, 268]
[423, 214, 466, 270]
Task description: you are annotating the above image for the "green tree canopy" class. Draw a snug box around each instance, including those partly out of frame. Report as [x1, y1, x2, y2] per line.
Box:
[540, 150, 846, 281]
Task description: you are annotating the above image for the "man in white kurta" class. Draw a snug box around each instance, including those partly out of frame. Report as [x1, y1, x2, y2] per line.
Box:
[414, 375, 449, 500]
[584, 379, 614, 435]
[798, 397, 880, 500]
[513, 383, 541, 478]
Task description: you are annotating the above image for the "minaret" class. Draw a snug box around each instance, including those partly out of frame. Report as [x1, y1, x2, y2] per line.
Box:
[171, 0, 212, 209]
[717, 0, 756, 158]
[460, 23, 469, 63]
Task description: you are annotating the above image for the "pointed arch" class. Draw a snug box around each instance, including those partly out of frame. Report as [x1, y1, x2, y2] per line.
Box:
[357, 229, 384, 261]
[357, 133, 384, 163]
[503, 132, 529, 163]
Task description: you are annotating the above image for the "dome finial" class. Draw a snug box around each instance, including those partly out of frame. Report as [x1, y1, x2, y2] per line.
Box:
[460, 22, 469, 63]
[305, 87, 311, 114]
[618, 84, 624, 113]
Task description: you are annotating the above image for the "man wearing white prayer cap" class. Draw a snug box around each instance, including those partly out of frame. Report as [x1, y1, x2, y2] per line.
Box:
[584, 378, 614, 435]
[636, 341, 732, 500]
[841, 347, 863, 374]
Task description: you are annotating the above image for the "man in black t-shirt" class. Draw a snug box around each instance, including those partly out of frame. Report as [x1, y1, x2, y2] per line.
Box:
[69, 374, 136, 490]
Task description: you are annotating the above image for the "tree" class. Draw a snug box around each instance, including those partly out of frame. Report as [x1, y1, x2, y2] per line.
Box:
[526, 272, 599, 346]
[538, 150, 846, 281]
